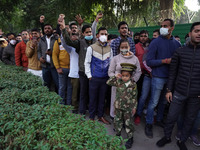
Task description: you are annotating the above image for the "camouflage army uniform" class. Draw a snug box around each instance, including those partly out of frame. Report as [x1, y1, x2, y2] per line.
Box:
[107, 76, 137, 139]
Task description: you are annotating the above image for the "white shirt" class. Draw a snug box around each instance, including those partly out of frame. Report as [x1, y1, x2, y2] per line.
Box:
[46, 35, 53, 63]
[61, 35, 79, 78]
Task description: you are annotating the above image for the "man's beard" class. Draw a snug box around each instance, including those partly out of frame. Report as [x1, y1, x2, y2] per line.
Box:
[71, 32, 79, 36]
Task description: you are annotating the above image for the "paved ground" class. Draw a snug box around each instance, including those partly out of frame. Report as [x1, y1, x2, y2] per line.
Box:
[85, 113, 199, 150]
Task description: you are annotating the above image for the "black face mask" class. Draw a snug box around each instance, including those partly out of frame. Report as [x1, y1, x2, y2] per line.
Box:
[17, 40, 22, 43]
[23, 39, 29, 44]
[134, 39, 139, 44]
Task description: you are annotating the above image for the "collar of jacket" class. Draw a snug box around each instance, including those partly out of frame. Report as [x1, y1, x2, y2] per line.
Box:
[188, 42, 200, 49]
[119, 51, 134, 59]
[41, 34, 56, 41]
[160, 35, 174, 40]
[96, 41, 108, 47]
[84, 38, 93, 44]
[119, 78, 135, 87]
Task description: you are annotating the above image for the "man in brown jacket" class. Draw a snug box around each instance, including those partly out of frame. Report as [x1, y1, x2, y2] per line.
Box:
[26, 28, 42, 78]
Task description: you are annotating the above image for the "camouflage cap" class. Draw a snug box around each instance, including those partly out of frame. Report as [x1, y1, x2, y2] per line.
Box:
[120, 63, 137, 72]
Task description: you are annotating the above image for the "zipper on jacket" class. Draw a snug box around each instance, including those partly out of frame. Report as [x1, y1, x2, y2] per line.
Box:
[187, 47, 196, 96]
[93, 66, 95, 75]
[102, 46, 103, 72]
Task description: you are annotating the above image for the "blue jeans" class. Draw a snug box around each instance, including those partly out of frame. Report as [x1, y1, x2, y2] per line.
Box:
[146, 77, 168, 124]
[42, 65, 59, 92]
[136, 75, 151, 116]
[58, 68, 72, 105]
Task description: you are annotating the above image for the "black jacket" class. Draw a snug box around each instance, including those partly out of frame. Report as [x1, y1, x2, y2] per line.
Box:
[37, 35, 57, 68]
[2, 44, 15, 65]
[167, 43, 200, 97]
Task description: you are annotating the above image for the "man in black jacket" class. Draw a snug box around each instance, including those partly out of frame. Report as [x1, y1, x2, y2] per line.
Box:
[156, 22, 200, 150]
[37, 24, 59, 92]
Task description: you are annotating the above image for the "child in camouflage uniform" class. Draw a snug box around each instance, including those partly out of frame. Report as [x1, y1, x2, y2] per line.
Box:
[107, 63, 137, 149]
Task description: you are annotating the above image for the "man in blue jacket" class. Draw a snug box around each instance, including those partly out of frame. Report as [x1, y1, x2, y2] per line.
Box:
[145, 19, 181, 138]
[85, 27, 113, 124]
[156, 22, 200, 150]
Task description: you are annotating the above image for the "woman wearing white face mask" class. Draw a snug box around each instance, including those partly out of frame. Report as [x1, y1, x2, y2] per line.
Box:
[108, 39, 142, 118]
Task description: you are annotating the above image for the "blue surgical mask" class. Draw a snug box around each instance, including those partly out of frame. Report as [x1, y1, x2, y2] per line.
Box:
[85, 35, 93, 41]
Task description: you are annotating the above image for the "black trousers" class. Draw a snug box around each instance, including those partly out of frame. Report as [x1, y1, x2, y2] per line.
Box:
[164, 91, 200, 142]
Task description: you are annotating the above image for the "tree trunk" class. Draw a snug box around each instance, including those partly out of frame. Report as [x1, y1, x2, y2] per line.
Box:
[159, 0, 174, 22]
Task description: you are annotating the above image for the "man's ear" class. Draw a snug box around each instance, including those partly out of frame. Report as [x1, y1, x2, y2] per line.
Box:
[171, 26, 174, 31]
[189, 32, 191, 37]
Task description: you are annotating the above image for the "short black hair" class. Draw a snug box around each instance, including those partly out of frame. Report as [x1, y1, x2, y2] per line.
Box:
[118, 21, 128, 30]
[139, 30, 149, 36]
[21, 30, 29, 33]
[97, 27, 107, 34]
[121, 70, 133, 76]
[134, 32, 140, 37]
[184, 33, 189, 40]
[44, 24, 53, 28]
[117, 38, 130, 54]
[31, 28, 40, 33]
[164, 19, 174, 27]
[108, 34, 118, 40]
[82, 25, 91, 33]
[153, 29, 160, 35]
[174, 35, 180, 38]
[6, 33, 16, 38]
[190, 22, 200, 32]
[69, 23, 77, 29]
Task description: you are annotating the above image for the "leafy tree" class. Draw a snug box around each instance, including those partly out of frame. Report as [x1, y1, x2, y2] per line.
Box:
[0, 0, 187, 33]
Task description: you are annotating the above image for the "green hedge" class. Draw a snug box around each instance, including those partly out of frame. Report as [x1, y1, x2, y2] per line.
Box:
[0, 62, 125, 150]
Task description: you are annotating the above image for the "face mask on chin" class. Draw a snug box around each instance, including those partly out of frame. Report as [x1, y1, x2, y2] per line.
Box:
[85, 35, 93, 41]
[17, 40, 22, 43]
[120, 49, 129, 55]
[160, 27, 169, 36]
[23, 39, 29, 44]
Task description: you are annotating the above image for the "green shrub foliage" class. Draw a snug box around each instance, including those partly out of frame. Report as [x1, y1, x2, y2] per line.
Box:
[0, 63, 125, 150]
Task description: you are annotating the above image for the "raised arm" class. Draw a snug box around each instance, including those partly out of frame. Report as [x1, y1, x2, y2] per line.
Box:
[40, 15, 45, 35]
[106, 76, 119, 87]
[92, 12, 103, 41]
[58, 17, 80, 51]
[60, 35, 72, 53]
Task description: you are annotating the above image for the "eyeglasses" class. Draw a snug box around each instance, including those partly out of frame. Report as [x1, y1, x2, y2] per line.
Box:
[22, 33, 28, 35]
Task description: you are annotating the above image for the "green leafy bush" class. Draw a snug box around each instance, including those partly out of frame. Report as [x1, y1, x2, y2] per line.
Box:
[0, 62, 125, 150]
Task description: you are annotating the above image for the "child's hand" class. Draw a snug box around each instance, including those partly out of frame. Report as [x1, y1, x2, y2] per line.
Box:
[115, 73, 122, 79]
[132, 108, 136, 116]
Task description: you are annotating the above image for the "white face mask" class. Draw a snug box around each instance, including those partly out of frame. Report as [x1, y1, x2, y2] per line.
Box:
[10, 40, 17, 45]
[160, 27, 169, 36]
[120, 49, 129, 55]
[99, 35, 107, 43]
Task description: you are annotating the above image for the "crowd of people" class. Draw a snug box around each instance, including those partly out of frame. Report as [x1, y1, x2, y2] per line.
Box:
[0, 13, 200, 150]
